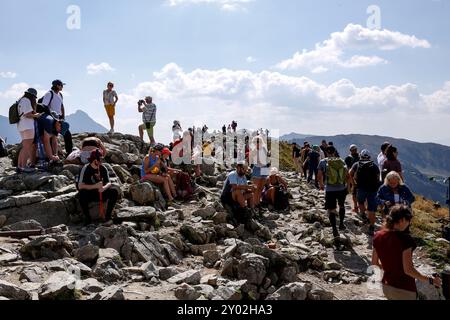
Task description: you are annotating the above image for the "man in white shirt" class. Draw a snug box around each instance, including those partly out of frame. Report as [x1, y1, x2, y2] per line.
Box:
[377, 142, 391, 181]
[41, 80, 73, 154]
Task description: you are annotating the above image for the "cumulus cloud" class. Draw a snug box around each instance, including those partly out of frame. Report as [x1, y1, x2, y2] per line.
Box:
[0, 83, 46, 100]
[276, 24, 430, 72]
[246, 56, 257, 63]
[108, 63, 450, 144]
[0, 71, 17, 79]
[86, 62, 115, 75]
[166, 0, 254, 11]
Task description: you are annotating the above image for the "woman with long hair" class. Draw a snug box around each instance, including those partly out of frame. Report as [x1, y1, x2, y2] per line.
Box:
[382, 145, 404, 182]
[16, 88, 42, 173]
[372, 205, 441, 300]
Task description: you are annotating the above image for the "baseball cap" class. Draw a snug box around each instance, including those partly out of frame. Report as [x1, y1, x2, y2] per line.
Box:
[88, 149, 104, 163]
[162, 148, 172, 156]
[52, 80, 66, 87]
[24, 88, 38, 98]
[360, 149, 371, 159]
[270, 167, 279, 176]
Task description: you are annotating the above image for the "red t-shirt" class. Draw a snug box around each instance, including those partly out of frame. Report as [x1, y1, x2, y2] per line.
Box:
[373, 229, 417, 292]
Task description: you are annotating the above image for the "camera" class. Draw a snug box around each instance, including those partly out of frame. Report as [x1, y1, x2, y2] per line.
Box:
[138, 99, 145, 105]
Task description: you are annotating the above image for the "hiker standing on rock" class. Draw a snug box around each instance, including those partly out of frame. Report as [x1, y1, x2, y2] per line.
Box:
[138, 96, 157, 146]
[249, 136, 269, 209]
[77, 149, 119, 226]
[300, 142, 311, 179]
[306, 145, 321, 187]
[372, 205, 441, 300]
[41, 80, 73, 154]
[349, 150, 380, 236]
[16, 88, 42, 173]
[103, 82, 119, 134]
[317, 146, 351, 237]
[345, 144, 360, 214]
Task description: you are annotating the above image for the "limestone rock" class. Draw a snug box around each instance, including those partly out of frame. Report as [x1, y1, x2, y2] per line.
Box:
[0, 280, 31, 300]
[38, 272, 77, 300]
[168, 270, 201, 285]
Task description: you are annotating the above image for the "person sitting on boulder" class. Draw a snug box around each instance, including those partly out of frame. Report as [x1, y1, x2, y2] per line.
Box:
[77, 149, 119, 226]
[35, 113, 70, 164]
[141, 143, 176, 206]
[65, 135, 107, 165]
[220, 161, 256, 223]
[262, 167, 289, 211]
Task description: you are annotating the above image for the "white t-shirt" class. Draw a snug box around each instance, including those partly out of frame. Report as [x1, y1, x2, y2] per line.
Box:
[377, 152, 387, 172]
[103, 90, 118, 106]
[17, 98, 35, 132]
[42, 90, 63, 116]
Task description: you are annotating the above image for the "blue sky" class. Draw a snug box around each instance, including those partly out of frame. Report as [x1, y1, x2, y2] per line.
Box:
[1, 0, 449, 145]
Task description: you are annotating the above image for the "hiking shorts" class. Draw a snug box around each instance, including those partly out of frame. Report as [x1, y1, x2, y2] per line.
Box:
[252, 166, 269, 178]
[357, 189, 378, 212]
[19, 129, 34, 140]
[140, 122, 155, 138]
[104, 104, 115, 117]
[325, 189, 347, 210]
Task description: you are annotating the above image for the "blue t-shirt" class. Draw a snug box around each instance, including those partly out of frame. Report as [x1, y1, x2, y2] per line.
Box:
[221, 171, 248, 197]
[37, 114, 57, 137]
[318, 158, 347, 192]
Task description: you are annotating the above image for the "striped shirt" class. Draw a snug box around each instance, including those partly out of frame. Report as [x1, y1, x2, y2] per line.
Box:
[142, 103, 157, 123]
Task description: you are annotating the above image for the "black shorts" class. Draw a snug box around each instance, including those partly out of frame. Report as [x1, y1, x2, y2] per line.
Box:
[325, 189, 347, 210]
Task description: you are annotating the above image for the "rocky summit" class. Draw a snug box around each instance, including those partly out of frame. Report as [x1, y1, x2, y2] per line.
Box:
[0, 133, 444, 300]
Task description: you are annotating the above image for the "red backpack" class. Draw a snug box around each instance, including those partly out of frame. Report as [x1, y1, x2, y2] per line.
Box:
[176, 172, 194, 200]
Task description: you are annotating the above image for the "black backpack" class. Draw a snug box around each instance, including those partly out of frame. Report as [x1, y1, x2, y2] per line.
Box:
[37, 91, 63, 115]
[8, 99, 23, 124]
[0, 137, 8, 158]
[356, 160, 379, 192]
[274, 186, 290, 211]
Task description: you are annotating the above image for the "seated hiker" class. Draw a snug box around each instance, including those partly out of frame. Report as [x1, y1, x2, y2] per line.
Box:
[65, 136, 107, 165]
[220, 161, 256, 216]
[262, 167, 289, 211]
[35, 113, 70, 163]
[141, 143, 176, 206]
[77, 149, 119, 226]
[160, 147, 194, 201]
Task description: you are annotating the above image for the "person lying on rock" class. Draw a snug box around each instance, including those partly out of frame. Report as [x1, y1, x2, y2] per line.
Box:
[65, 136, 107, 165]
[141, 143, 177, 207]
[77, 149, 119, 226]
[220, 161, 256, 222]
[262, 167, 289, 210]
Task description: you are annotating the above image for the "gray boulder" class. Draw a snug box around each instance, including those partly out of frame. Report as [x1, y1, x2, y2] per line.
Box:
[38, 272, 77, 300]
[237, 253, 269, 286]
[168, 270, 201, 285]
[266, 282, 312, 300]
[0, 280, 31, 300]
[129, 183, 155, 205]
[175, 283, 202, 300]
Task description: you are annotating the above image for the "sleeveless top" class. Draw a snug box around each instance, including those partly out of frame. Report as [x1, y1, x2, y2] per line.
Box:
[141, 154, 159, 177]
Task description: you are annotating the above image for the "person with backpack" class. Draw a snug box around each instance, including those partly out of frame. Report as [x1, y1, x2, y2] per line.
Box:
[349, 150, 380, 236]
[377, 171, 415, 217]
[262, 167, 289, 211]
[35, 113, 70, 163]
[40, 80, 73, 154]
[306, 145, 321, 187]
[141, 144, 176, 206]
[14, 88, 42, 173]
[372, 205, 441, 300]
[103, 82, 119, 134]
[77, 149, 119, 226]
[377, 142, 391, 181]
[292, 143, 302, 176]
[138, 96, 157, 146]
[317, 146, 351, 237]
[65, 136, 107, 165]
[320, 140, 328, 158]
[231, 121, 238, 133]
[382, 145, 404, 182]
[300, 142, 311, 179]
[345, 144, 360, 214]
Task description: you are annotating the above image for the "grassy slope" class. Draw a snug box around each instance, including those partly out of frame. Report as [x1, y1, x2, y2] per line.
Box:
[278, 141, 450, 266]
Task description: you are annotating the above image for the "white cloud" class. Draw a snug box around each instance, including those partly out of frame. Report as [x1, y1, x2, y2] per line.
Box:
[0, 83, 46, 100]
[276, 23, 430, 72]
[246, 56, 256, 63]
[167, 0, 253, 11]
[108, 63, 450, 145]
[87, 62, 115, 75]
[0, 71, 17, 79]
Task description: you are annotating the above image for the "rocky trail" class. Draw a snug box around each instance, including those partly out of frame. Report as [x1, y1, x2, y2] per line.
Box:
[0, 133, 442, 301]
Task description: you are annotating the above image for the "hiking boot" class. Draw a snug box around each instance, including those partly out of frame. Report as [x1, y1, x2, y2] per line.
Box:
[22, 167, 37, 174]
[339, 223, 347, 231]
[332, 228, 340, 238]
[368, 225, 375, 236]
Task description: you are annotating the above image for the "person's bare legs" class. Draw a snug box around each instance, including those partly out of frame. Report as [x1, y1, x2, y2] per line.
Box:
[108, 116, 115, 132]
[139, 125, 144, 140]
[18, 139, 33, 168]
[165, 175, 176, 197]
[142, 174, 174, 201]
[252, 178, 265, 207]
